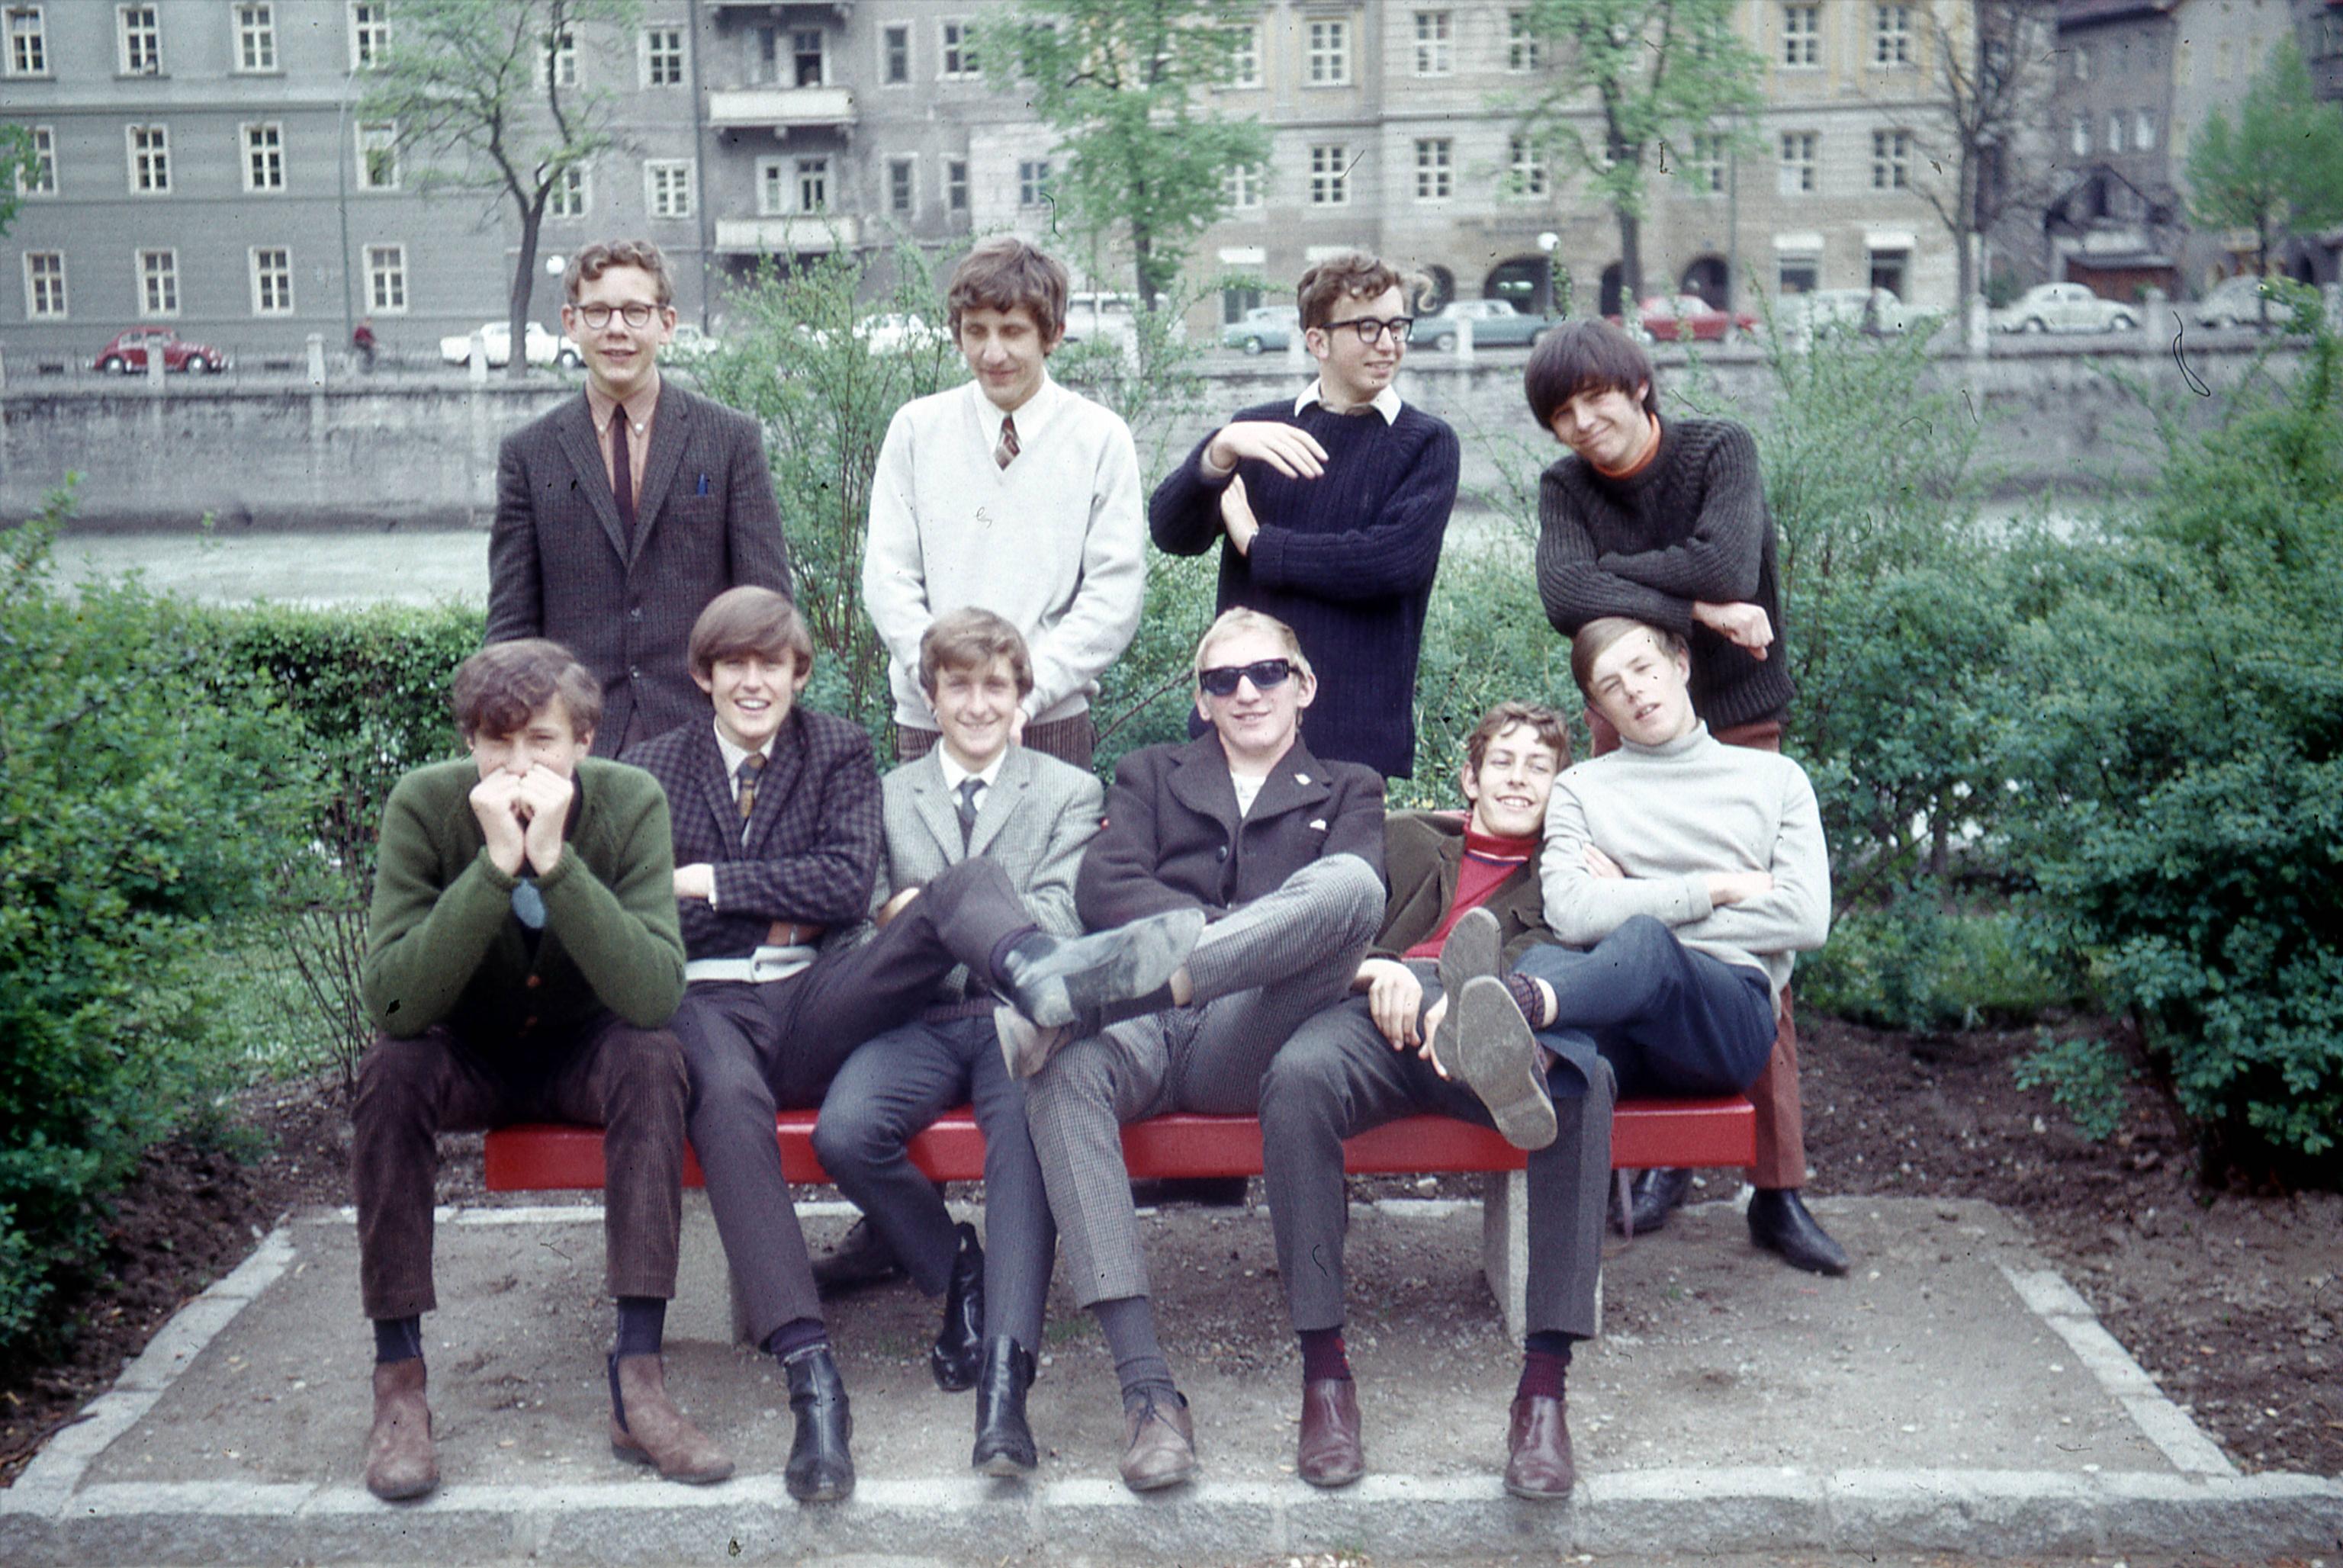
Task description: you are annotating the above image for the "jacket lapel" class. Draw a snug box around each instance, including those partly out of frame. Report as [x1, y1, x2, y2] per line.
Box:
[739, 712, 807, 860]
[630, 381, 692, 563]
[1165, 733, 1242, 840]
[966, 747, 1029, 859]
[690, 725, 741, 857]
[1236, 737, 1336, 827]
[553, 396, 628, 563]
[905, 750, 966, 865]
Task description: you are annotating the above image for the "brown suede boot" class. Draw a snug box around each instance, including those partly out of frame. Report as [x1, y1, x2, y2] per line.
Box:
[364, 1358, 438, 1502]
[609, 1352, 734, 1484]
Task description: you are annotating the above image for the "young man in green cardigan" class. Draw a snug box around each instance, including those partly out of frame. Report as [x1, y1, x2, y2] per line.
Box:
[351, 639, 728, 1502]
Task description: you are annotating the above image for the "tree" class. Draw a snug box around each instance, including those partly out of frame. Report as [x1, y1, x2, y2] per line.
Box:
[1509, 0, 1764, 312]
[979, 0, 1267, 309]
[1912, 0, 2059, 314]
[359, 0, 637, 378]
[0, 124, 34, 236]
[2187, 40, 2343, 299]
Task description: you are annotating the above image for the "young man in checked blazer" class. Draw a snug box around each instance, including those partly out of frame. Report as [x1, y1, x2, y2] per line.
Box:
[621, 588, 1199, 1502]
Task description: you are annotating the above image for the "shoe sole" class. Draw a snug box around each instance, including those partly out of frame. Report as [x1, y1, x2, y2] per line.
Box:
[930, 1349, 981, 1393]
[973, 1445, 1038, 1477]
[609, 1438, 735, 1485]
[1122, 1461, 1195, 1492]
[1299, 1458, 1365, 1488]
[1503, 1474, 1572, 1502]
[1024, 908, 1207, 1028]
[1454, 976, 1558, 1152]
[364, 1471, 438, 1502]
[1431, 908, 1503, 1075]
[786, 1473, 854, 1502]
[994, 1005, 1073, 1080]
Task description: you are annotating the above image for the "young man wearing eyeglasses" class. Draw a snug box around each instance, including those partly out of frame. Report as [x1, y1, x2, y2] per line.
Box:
[1149, 252, 1461, 779]
[487, 239, 792, 757]
[1011, 608, 1387, 1493]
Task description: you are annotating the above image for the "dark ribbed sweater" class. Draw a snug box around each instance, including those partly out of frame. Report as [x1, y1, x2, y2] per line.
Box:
[1535, 415, 1795, 730]
[1151, 398, 1460, 778]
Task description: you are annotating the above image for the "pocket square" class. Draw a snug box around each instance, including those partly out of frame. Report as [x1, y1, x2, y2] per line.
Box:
[1309, 818, 1328, 831]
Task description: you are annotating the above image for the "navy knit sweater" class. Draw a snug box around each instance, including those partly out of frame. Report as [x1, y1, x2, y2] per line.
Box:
[1151, 398, 1460, 777]
[1535, 415, 1795, 731]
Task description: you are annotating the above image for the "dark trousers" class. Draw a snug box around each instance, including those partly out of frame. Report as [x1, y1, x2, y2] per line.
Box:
[674, 856, 1037, 1345]
[814, 1011, 1056, 1348]
[1511, 916, 1776, 1101]
[1258, 966, 1617, 1339]
[897, 712, 1094, 771]
[353, 1015, 688, 1320]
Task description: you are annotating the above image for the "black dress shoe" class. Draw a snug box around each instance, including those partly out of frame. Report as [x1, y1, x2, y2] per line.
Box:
[1747, 1187, 1850, 1276]
[970, 1337, 1038, 1476]
[930, 1222, 985, 1393]
[783, 1346, 855, 1502]
[1614, 1167, 1695, 1236]
[810, 1215, 908, 1298]
[997, 908, 1205, 1033]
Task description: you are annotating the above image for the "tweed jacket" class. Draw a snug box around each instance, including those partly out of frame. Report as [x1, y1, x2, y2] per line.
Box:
[1075, 732, 1386, 930]
[487, 379, 793, 757]
[360, 757, 686, 1046]
[1371, 810, 1553, 967]
[861, 744, 1104, 1004]
[620, 708, 881, 963]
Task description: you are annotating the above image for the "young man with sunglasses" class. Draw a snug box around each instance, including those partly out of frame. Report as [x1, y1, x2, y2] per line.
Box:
[488, 239, 792, 757]
[1012, 609, 1387, 1493]
[1149, 252, 1460, 779]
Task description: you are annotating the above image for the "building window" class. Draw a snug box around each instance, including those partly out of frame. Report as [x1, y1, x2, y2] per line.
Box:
[551, 27, 578, 86]
[946, 159, 968, 212]
[1309, 143, 1348, 205]
[1782, 3, 1819, 67]
[234, 2, 276, 72]
[1414, 137, 1451, 201]
[1687, 130, 1725, 192]
[2070, 112, 2089, 156]
[2134, 109, 2155, 150]
[888, 156, 914, 215]
[2071, 43, 2089, 81]
[1872, 3, 1911, 67]
[1509, 133, 1547, 195]
[792, 27, 823, 85]
[127, 124, 169, 193]
[645, 159, 693, 217]
[642, 25, 684, 87]
[791, 156, 825, 212]
[1306, 18, 1350, 85]
[18, 124, 54, 195]
[1226, 21, 1261, 86]
[367, 243, 406, 312]
[118, 4, 160, 74]
[1507, 9, 1541, 71]
[1869, 247, 1908, 297]
[1413, 11, 1451, 76]
[24, 250, 65, 317]
[349, 1, 387, 69]
[7, 5, 45, 76]
[250, 246, 294, 314]
[1778, 130, 1816, 194]
[1017, 158, 1051, 207]
[882, 22, 908, 84]
[1225, 162, 1261, 210]
[940, 20, 979, 79]
[2106, 112, 2123, 153]
[243, 122, 284, 191]
[139, 248, 177, 315]
[549, 163, 588, 219]
[756, 158, 786, 215]
[1871, 128, 1909, 189]
[357, 121, 397, 189]
[1778, 252, 1819, 294]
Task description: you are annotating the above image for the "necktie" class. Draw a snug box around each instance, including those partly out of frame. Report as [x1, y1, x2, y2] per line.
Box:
[956, 776, 983, 850]
[611, 408, 638, 547]
[736, 752, 765, 837]
[994, 414, 1019, 470]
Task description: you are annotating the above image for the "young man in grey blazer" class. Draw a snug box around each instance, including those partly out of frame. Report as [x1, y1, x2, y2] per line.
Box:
[488, 239, 792, 757]
[812, 609, 1100, 1476]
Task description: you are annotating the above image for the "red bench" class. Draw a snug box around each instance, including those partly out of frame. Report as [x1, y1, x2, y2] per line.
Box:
[484, 1098, 1753, 1341]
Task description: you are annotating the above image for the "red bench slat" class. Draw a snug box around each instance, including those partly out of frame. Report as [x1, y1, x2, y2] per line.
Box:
[481, 1099, 1756, 1193]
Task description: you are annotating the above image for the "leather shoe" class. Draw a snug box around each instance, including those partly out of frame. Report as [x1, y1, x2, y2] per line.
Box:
[1615, 1167, 1695, 1237]
[1430, 907, 1503, 1068]
[970, 1337, 1038, 1476]
[363, 1358, 438, 1501]
[810, 1214, 908, 1297]
[1296, 1377, 1364, 1488]
[995, 1004, 1076, 1081]
[608, 1352, 734, 1484]
[1503, 1393, 1576, 1501]
[930, 1222, 985, 1393]
[1451, 975, 1558, 1151]
[1747, 1187, 1850, 1276]
[997, 908, 1204, 1033]
[1118, 1390, 1197, 1492]
[783, 1346, 855, 1502]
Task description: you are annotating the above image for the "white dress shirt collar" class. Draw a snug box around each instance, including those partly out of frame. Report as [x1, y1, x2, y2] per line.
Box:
[967, 371, 1065, 445]
[713, 724, 774, 795]
[1294, 378, 1404, 425]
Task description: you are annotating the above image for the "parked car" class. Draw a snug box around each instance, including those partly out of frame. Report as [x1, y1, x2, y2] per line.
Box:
[2190, 275, 2294, 330]
[1061, 291, 1181, 352]
[857, 311, 950, 354]
[1619, 294, 1760, 342]
[437, 320, 579, 368]
[1220, 305, 1298, 355]
[1774, 286, 1921, 339]
[667, 322, 721, 359]
[92, 326, 228, 374]
[1418, 298, 1563, 350]
[1991, 282, 2138, 335]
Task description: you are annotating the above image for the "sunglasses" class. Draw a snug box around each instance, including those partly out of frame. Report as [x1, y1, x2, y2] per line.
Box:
[1197, 658, 1295, 698]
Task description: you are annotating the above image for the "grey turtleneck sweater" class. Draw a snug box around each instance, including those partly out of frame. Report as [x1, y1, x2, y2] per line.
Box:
[1538, 722, 1829, 1003]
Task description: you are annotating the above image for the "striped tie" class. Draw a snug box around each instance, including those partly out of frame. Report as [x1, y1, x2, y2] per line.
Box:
[735, 753, 765, 837]
[956, 776, 983, 850]
[995, 414, 1019, 470]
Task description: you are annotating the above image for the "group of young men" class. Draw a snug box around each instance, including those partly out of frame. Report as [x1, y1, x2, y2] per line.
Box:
[352, 233, 1839, 1507]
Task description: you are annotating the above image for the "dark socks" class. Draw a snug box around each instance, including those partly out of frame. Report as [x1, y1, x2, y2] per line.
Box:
[763, 1316, 828, 1364]
[614, 1296, 667, 1359]
[1094, 1295, 1176, 1406]
[373, 1315, 423, 1366]
[1298, 1326, 1351, 1383]
[1518, 1330, 1576, 1401]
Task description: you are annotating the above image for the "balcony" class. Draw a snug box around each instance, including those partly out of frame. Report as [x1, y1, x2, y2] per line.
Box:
[709, 84, 857, 131]
[706, 2, 850, 14]
[714, 214, 863, 255]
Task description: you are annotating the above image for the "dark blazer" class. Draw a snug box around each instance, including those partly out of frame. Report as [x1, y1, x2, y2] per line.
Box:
[1372, 810, 1551, 966]
[487, 379, 793, 757]
[1075, 732, 1386, 930]
[620, 708, 880, 962]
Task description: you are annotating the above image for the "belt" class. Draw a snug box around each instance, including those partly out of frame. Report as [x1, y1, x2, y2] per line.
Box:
[767, 920, 826, 947]
[685, 944, 818, 985]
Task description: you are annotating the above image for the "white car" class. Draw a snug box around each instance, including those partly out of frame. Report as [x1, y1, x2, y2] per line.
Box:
[438, 320, 579, 368]
[667, 322, 721, 359]
[857, 311, 950, 354]
[1776, 287, 1921, 339]
[1991, 283, 2138, 335]
[2190, 275, 2290, 330]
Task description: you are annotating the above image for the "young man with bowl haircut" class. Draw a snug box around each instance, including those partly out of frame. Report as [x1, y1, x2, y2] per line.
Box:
[353, 638, 723, 1502]
[863, 235, 1145, 769]
[1149, 251, 1460, 778]
[487, 238, 792, 757]
[1017, 608, 1387, 1493]
[621, 588, 1198, 1502]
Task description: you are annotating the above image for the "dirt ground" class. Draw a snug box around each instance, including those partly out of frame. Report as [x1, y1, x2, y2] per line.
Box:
[3, 1013, 2338, 1489]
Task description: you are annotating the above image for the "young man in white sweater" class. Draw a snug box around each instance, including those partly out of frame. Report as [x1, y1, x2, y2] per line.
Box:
[862, 237, 1145, 772]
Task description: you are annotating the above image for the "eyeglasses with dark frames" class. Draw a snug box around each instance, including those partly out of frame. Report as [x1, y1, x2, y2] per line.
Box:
[1326, 315, 1415, 347]
[1197, 658, 1296, 697]
[575, 301, 661, 329]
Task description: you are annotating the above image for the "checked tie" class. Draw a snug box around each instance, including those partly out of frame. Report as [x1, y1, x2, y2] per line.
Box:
[994, 414, 1019, 470]
[735, 753, 765, 840]
[956, 776, 983, 850]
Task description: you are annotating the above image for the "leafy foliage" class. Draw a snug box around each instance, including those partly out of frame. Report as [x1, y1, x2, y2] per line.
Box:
[0, 122, 35, 236]
[2185, 41, 2343, 284]
[2014, 1031, 2136, 1145]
